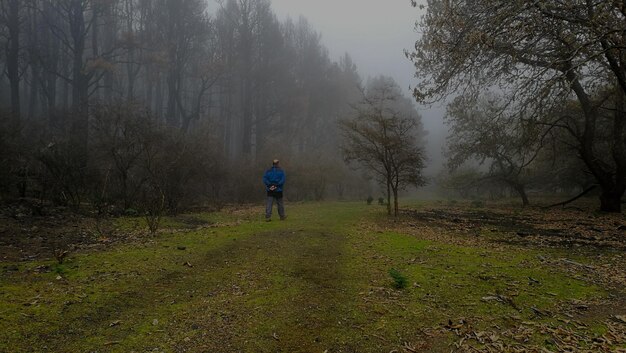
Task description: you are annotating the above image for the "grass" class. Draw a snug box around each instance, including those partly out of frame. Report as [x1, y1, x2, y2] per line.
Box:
[0, 201, 618, 352]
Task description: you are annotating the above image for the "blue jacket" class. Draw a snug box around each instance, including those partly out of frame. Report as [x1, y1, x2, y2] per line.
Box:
[263, 166, 286, 192]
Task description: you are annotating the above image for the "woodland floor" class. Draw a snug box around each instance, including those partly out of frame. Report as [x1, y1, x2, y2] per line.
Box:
[1, 200, 626, 352]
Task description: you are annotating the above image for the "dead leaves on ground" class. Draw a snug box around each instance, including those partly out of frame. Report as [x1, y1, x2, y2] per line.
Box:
[442, 316, 626, 352]
[374, 204, 626, 352]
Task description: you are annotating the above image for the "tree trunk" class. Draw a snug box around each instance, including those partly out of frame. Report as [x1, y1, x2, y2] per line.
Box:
[7, 0, 21, 126]
[166, 70, 179, 127]
[566, 71, 625, 213]
[69, 0, 89, 151]
[145, 63, 154, 110]
[241, 77, 252, 155]
[102, 2, 115, 103]
[42, 1, 59, 124]
[599, 92, 626, 213]
[600, 189, 624, 213]
[61, 61, 70, 112]
[28, 65, 40, 119]
[126, 0, 136, 100]
[91, 3, 100, 101]
[154, 72, 163, 120]
[386, 178, 392, 215]
[393, 187, 399, 217]
[28, 3, 40, 120]
[513, 184, 529, 207]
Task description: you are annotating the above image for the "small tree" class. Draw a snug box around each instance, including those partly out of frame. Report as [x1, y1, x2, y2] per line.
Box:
[340, 76, 426, 216]
[141, 182, 165, 236]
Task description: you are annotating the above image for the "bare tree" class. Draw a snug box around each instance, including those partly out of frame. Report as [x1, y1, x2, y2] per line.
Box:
[340, 76, 426, 216]
[1, 0, 22, 126]
[0, 0, 368, 209]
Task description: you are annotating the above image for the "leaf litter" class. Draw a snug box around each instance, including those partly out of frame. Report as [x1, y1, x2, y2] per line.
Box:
[375, 203, 626, 352]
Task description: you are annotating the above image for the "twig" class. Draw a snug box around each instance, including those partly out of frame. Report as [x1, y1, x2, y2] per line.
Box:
[561, 258, 595, 270]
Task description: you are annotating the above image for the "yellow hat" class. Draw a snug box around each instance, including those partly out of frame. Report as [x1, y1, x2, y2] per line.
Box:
[272, 159, 279, 165]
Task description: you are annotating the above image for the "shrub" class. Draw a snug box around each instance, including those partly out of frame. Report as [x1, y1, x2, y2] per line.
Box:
[139, 183, 165, 236]
[388, 268, 408, 289]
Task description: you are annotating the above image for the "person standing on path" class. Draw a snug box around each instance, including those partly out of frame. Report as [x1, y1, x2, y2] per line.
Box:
[263, 159, 286, 221]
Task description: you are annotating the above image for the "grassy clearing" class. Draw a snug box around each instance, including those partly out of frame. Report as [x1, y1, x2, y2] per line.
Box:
[0, 201, 622, 352]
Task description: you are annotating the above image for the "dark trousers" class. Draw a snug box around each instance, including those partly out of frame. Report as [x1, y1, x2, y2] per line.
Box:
[265, 193, 285, 219]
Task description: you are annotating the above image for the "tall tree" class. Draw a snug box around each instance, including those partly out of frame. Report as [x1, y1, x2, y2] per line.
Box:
[1, 0, 22, 126]
[409, 0, 626, 212]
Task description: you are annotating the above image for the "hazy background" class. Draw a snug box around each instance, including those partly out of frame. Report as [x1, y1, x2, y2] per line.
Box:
[259, 0, 446, 173]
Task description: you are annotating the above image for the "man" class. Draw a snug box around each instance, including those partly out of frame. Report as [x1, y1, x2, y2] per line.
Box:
[263, 159, 286, 221]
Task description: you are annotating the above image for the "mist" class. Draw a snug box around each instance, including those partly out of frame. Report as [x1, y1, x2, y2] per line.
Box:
[0, 0, 443, 212]
[2, 2, 626, 351]
[268, 0, 447, 174]
[0, 0, 622, 210]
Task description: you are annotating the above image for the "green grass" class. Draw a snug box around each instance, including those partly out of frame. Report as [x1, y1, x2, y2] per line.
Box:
[0, 202, 615, 352]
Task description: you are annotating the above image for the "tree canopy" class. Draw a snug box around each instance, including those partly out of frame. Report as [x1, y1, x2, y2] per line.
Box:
[409, 0, 626, 212]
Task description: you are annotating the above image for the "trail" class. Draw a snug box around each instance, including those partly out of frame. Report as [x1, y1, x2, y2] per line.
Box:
[1, 202, 621, 353]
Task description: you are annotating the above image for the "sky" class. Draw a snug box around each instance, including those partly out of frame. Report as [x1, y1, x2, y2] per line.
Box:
[267, 0, 447, 173]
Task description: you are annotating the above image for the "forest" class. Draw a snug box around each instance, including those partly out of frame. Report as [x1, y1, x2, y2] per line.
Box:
[1, 0, 421, 216]
[1, 1, 626, 353]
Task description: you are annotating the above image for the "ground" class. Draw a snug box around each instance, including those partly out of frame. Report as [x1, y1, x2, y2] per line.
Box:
[1, 201, 626, 352]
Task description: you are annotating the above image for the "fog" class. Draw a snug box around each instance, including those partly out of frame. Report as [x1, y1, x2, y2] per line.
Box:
[268, 0, 447, 173]
[0, 0, 442, 210]
[3, 0, 617, 213]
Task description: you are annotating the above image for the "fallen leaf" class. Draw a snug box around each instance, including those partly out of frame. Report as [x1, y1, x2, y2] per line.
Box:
[613, 315, 626, 324]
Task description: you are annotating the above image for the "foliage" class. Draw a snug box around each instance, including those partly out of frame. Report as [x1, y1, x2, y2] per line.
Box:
[445, 93, 545, 206]
[388, 268, 408, 289]
[409, 0, 626, 212]
[340, 76, 427, 216]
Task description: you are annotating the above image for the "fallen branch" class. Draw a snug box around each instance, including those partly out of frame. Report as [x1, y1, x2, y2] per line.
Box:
[544, 185, 597, 209]
[561, 258, 595, 270]
[548, 186, 597, 208]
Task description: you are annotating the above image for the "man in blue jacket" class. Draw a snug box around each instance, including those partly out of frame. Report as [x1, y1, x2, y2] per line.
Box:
[263, 159, 286, 221]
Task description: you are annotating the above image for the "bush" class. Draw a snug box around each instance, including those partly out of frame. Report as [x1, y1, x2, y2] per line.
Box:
[367, 196, 374, 205]
[37, 140, 91, 210]
[140, 184, 165, 236]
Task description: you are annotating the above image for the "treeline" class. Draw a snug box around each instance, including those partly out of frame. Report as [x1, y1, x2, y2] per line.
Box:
[0, 0, 371, 214]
